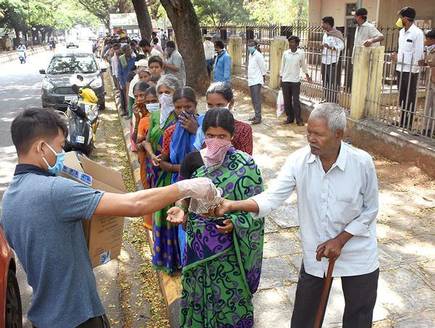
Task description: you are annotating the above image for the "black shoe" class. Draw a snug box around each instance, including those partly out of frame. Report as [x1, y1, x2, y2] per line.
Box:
[251, 118, 262, 125]
[297, 122, 305, 126]
[282, 119, 292, 125]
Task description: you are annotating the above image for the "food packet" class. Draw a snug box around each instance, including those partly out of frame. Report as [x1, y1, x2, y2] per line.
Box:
[189, 187, 224, 215]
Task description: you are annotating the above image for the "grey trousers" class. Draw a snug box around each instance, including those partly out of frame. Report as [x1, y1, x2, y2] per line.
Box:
[250, 84, 262, 120]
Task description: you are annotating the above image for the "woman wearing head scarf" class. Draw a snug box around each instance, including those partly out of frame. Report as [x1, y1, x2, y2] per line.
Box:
[152, 86, 202, 273]
[144, 74, 179, 189]
[167, 108, 264, 327]
[194, 82, 253, 155]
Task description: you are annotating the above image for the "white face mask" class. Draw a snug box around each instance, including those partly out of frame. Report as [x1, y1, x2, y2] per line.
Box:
[159, 93, 174, 128]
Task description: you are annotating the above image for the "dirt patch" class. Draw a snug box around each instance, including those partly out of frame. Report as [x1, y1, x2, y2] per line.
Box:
[92, 100, 170, 327]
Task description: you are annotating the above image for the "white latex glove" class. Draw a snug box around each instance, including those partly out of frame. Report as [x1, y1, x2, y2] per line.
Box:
[175, 177, 219, 201]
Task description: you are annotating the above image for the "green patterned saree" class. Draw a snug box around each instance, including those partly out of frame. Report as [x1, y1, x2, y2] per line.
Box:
[180, 148, 264, 328]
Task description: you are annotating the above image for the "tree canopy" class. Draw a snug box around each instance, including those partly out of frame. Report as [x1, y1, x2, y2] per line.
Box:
[0, 0, 100, 34]
[191, 0, 308, 27]
[193, 0, 251, 26]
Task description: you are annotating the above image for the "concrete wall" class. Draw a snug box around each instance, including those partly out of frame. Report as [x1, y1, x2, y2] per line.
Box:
[309, 0, 434, 28]
[308, 0, 379, 27]
[308, 0, 322, 26]
[377, 0, 435, 27]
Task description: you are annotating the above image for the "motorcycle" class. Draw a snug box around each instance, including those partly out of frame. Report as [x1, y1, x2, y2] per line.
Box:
[64, 75, 100, 155]
[17, 49, 26, 64]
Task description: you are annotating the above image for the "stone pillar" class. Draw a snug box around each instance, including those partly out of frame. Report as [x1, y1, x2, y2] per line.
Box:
[350, 46, 370, 120]
[308, 0, 322, 25]
[366, 46, 385, 118]
[269, 37, 288, 90]
[227, 36, 242, 75]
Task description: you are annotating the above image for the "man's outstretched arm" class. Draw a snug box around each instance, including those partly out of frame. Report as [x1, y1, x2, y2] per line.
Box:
[95, 178, 216, 217]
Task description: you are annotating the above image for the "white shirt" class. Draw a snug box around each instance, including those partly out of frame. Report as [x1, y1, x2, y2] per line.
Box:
[396, 24, 425, 73]
[251, 143, 379, 278]
[248, 50, 267, 86]
[128, 74, 139, 98]
[354, 21, 383, 48]
[280, 48, 308, 83]
[352, 22, 383, 63]
[322, 33, 344, 65]
[203, 40, 215, 60]
[111, 53, 119, 77]
[149, 47, 164, 60]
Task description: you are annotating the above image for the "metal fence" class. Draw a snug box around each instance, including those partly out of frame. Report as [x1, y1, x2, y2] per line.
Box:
[367, 53, 434, 140]
[202, 24, 433, 140]
[301, 49, 353, 110]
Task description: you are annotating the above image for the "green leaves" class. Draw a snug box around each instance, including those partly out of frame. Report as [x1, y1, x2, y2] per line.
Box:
[0, 0, 100, 32]
[193, 0, 250, 26]
[191, 0, 308, 26]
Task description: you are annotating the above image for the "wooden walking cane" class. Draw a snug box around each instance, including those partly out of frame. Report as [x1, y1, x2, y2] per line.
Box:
[313, 258, 336, 328]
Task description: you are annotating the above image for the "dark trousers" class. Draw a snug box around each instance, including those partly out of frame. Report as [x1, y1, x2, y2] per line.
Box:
[398, 72, 418, 129]
[34, 314, 110, 328]
[281, 82, 302, 123]
[321, 63, 339, 103]
[119, 86, 127, 114]
[250, 84, 262, 120]
[291, 264, 379, 328]
[206, 59, 213, 77]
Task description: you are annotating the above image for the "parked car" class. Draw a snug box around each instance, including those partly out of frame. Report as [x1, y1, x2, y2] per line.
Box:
[40, 52, 106, 111]
[66, 41, 79, 49]
[0, 228, 22, 327]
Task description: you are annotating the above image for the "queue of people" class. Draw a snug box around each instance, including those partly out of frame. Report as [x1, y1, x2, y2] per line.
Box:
[101, 32, 265, 326]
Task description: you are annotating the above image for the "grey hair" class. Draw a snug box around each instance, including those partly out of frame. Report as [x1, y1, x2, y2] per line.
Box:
[156, 74, 180, 92]
[309, 103, 347, 132]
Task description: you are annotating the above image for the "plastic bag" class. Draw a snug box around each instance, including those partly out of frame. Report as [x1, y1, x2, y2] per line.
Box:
[276, 90, 285, 117]
[188, 187, 224, 215]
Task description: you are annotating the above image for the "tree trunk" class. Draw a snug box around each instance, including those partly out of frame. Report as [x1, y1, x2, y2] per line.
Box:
[104, 19, 111, 33]
[160, 0, 209, 94]
[131, 0, 153, 40]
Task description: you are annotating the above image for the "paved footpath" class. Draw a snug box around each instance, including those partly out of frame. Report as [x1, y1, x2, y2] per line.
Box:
[233, 91, 435, 327]
[120, 89, 435, 327]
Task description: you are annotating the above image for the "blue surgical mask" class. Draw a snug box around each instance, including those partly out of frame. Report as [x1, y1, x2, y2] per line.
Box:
[248, 46, 256, 55]
[146, 102, 160, 112]
[42, 143, 65, 175]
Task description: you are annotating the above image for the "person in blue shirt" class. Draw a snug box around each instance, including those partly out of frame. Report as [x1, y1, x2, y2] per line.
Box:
[213, 40, 232, 83]
[117, 44, 136, 116]
[0, 108, 217, 328]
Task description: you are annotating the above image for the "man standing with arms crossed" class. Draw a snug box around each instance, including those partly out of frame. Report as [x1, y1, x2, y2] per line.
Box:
[214, 103, 380, 327]
[321, 16, 345, 103]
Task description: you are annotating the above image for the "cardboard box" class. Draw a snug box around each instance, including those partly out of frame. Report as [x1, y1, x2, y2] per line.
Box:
[61, 151, 126, 267]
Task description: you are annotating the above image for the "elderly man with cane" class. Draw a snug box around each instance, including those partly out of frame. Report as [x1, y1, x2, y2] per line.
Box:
[214, 102, 380, 327]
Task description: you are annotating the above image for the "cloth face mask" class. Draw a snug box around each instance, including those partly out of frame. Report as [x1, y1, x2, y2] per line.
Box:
[202, 138, 232, 168]
[159, 93, 175, 128]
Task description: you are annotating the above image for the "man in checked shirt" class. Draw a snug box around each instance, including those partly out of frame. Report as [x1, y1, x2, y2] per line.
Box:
[214, 102, 379, 327]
